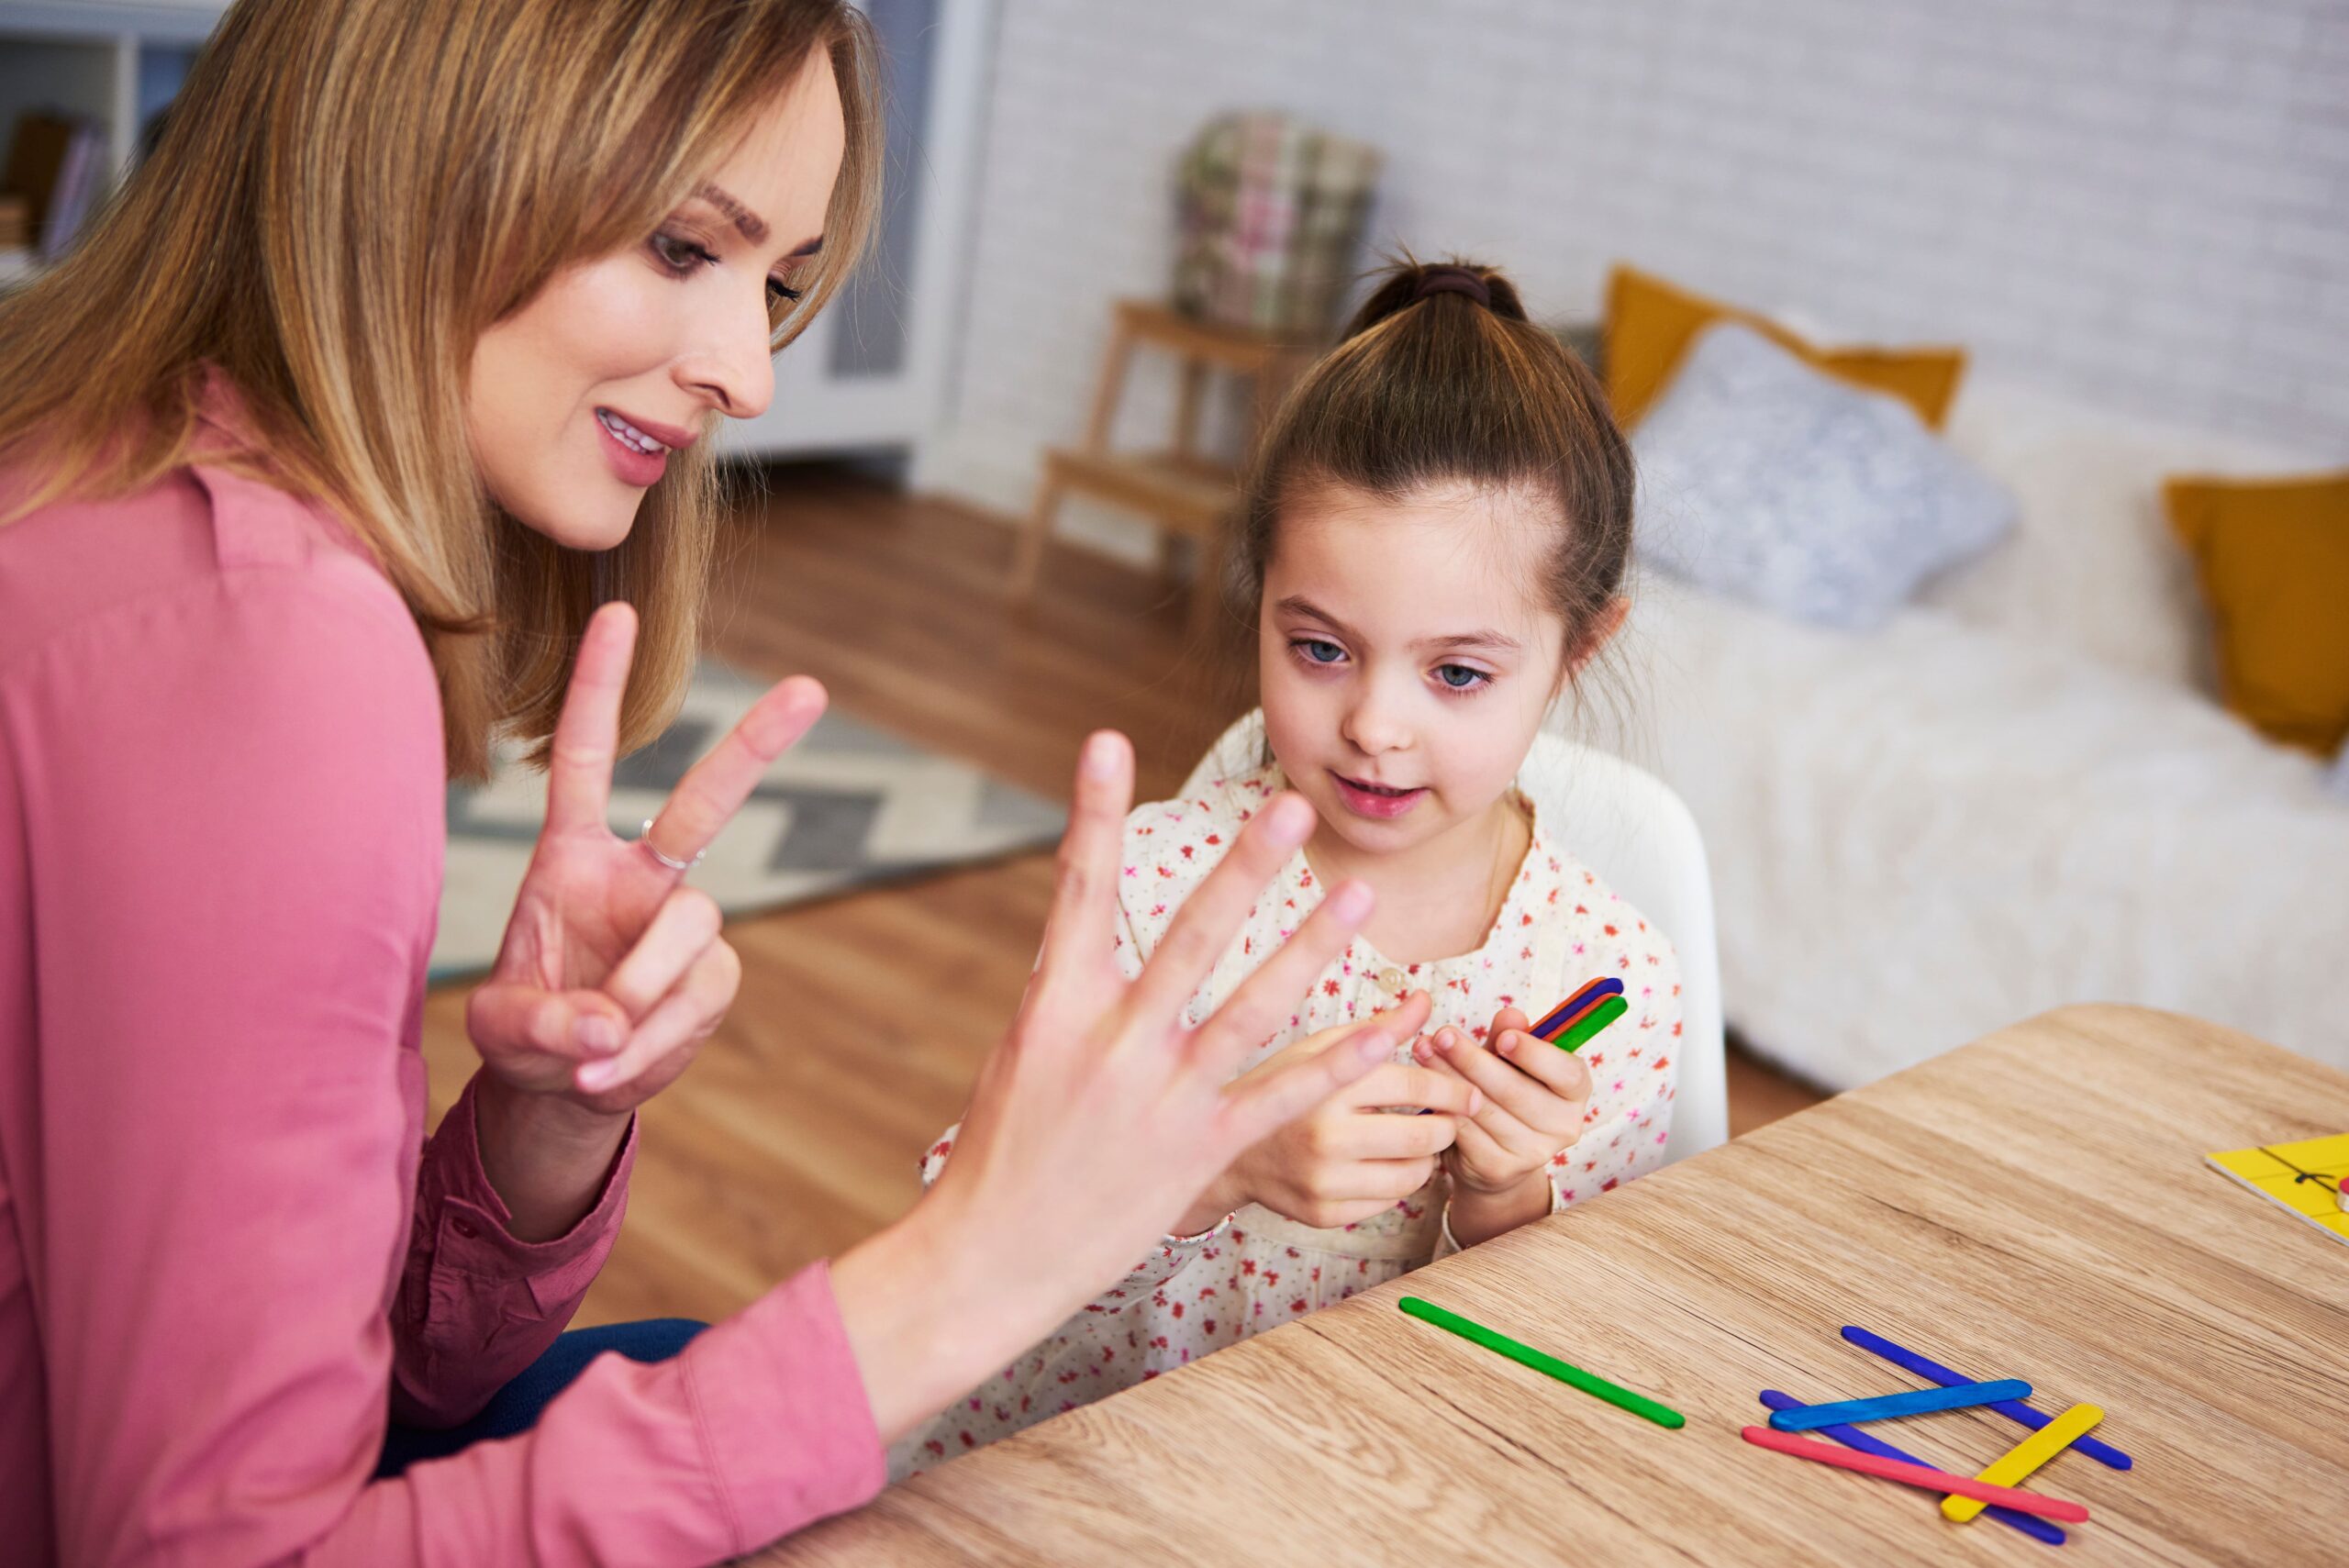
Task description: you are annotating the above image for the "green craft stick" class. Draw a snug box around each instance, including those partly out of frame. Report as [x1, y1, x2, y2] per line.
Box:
[1399, 1296, 1685, 1429]
[1551, 994, 1628, 1053]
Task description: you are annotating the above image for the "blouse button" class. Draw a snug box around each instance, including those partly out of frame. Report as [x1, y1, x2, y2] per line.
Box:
[451, 1216, 481, 1240]
[1375, 965, 1408, 996]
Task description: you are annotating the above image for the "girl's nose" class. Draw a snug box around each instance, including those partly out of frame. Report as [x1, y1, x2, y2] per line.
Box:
[1341, 689, 1411, 756]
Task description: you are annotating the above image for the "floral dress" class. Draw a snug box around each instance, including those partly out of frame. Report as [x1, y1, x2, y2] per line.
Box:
[891, 759, 1681, 1478]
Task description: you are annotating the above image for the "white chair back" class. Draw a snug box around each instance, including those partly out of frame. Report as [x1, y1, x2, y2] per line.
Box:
[1178, 711, 1729, 1162]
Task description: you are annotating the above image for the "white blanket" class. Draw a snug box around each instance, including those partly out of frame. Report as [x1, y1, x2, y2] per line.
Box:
[1570, 573, 2349, 1090]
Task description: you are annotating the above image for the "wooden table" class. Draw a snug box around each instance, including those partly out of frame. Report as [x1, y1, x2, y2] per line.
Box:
[763, 1006, 2349, 1564]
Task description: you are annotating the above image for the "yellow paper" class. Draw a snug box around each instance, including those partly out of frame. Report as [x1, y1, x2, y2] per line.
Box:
[1943, 1403, 2103, 1522]
[2205, 1133, 2349, 1246]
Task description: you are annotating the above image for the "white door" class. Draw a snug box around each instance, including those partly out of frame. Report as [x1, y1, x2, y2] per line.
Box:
[718, 0, 996, 462]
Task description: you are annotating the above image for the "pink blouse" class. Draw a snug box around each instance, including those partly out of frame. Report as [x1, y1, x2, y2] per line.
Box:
[0, 401, 884, 1562]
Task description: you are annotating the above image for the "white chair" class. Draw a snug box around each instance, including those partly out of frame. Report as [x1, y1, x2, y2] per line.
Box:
[1178, 710, 1729, 1163]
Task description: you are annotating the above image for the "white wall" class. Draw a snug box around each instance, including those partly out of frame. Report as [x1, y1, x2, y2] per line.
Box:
[924, 0, 2349, 562]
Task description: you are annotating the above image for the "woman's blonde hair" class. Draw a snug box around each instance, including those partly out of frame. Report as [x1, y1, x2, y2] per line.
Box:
[0, 0, 881, 777]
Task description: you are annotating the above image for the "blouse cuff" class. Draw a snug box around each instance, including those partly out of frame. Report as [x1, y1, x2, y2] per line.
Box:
[421, 1072, 638, 1295]
[1085, 1218, 1230, 1314]
[1435, 1170, 1569, 1259]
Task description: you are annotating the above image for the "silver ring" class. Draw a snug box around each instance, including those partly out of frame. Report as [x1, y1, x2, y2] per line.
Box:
[638, 819, 704, 872]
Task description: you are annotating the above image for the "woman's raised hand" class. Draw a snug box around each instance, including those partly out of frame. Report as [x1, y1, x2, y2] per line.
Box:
[465, 602, 825, 1117]
[831, 729, 1407, 1439]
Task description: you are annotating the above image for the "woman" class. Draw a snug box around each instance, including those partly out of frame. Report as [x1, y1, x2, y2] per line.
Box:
[0, 2, 1433, 1562]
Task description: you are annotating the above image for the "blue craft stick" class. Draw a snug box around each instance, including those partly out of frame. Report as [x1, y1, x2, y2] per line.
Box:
[1842, 1325, 2134, 1472]
[1768, 1378, 2032, 1431]
[1759, 1391, 2065, 1545]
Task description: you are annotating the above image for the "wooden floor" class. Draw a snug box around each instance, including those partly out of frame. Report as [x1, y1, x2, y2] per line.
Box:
[418, 466, 1823, 1328]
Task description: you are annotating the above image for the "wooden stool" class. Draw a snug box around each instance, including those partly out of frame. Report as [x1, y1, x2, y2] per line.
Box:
[1013, 299, 1303, 637]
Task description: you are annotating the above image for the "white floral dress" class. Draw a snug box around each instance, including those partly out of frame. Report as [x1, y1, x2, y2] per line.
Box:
[891, 759, 1682, 1478]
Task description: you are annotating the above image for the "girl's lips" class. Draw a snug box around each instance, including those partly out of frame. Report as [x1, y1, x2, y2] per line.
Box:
[1330, 771, 1426, 820]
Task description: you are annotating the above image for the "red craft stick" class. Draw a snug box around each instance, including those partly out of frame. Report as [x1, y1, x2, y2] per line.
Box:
[1740, 1427, 2091, 1523]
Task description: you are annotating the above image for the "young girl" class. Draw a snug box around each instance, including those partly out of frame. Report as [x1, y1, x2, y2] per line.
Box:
[895, 258, 1681, 1476]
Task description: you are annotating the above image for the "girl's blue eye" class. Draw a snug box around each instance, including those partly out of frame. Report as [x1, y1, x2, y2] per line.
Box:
[1436, 663, 1488, 691]
[1297, 639, 1344, 664]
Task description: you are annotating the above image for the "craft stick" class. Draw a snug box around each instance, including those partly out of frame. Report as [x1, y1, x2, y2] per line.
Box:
[1398, 1296, 1684, 1429]
[1759, 1391, 2065, 1545]
[1768, 1379, 2032, 1431]
[1533, 978, 1622, 1039]
[1533, 993, 1609, 1040]
[1944, 1403, 2104, 1523]
[1549, 995, 1629, 1054]
[1842, 1325, 2134, 1470]
[1740, 1428, 2090, 1522]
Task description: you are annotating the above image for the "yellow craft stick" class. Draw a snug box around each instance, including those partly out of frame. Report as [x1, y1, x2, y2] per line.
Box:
[1943, 1403, 2104, 1523]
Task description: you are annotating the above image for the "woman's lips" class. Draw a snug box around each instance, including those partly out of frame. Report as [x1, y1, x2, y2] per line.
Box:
[1330, 771, 1426, 819]
[595, 408, 669, 488]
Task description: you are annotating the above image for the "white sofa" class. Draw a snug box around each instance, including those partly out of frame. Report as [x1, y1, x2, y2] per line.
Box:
[1561, 374, 2349, 1091]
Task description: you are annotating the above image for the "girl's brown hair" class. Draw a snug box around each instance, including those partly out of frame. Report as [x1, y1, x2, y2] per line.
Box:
[0, 0, 881, 778]
[1234, 257, 1635, 684]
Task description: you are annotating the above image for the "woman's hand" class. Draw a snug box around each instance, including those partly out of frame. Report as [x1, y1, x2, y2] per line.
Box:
[459, 604, 822, 1240]
[1170, 995, 1475, 1234]
[1416, 1005, 1592, 1245]
[829, 730, 1414, 1440]
[465, 603, 823, 1116]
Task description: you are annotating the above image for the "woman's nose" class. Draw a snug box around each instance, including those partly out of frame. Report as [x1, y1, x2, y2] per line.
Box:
[674, 285, 778, 420]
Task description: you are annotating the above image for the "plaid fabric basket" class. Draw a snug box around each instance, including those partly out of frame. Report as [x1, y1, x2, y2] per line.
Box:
[1173, 112, 1382, 337]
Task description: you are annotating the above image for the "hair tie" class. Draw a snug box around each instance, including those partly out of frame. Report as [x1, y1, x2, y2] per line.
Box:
[1412, 266, 1491, 308]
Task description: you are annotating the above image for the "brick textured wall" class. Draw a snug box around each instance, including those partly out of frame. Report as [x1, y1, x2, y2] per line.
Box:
[925, 0, 2349, 562]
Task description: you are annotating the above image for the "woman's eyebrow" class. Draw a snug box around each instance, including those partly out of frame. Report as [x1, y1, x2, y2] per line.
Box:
[693, 182, 770, 244]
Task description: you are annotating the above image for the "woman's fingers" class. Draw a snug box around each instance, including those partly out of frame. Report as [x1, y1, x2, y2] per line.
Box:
[463, 983, 631, 1086]
[1181, 869, 1383, 1082]
[643, 675, 827, 873]
[543, 602, 637, 837]
[1215, 1016, 1397, 1155]
[577, 938, 740, 1094]
[601, 886, 725, 1018]
[1125, 791, 1318, 1036]
[1030, 731, 1135, 998]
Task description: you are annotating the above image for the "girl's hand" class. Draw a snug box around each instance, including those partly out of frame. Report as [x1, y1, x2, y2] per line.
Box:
[464, 603, 826, 1118]
[1415, 1005, 1592, 1196]
[832, 731, 1418, 1440]
[1174, 994, 1474, 1233]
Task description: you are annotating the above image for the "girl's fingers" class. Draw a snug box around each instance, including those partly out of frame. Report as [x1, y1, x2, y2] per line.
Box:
[1449, 1115, 1524, 1177]
[466, 982, 631, 1065]
[1126, 791, 1319, 1039]
[1428, 1028, 1582, 1138]
[543, 603, 637, 837]
[1030, 731, 1135, 999]
[1492, 1027, 1595, 1104]
[577, 939, 740, 1094]
[644, 675, 827, 873]
[1339, 1055, 1478, 1118]
[602, 886, 726, 1018]
[1182, 872, 1387, 1082]
[1335, 1108, 1464, 1162]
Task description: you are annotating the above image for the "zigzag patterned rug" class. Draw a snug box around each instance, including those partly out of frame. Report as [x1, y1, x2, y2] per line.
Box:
[431, 663, 1066, 982]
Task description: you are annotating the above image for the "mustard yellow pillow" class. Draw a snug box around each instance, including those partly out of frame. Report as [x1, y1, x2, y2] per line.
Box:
[2165, 471, 2349, 755]
[1603, 265, 1967, 431]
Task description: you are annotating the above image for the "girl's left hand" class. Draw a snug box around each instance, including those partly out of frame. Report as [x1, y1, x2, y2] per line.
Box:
[1413, 1005, 1592, 1195]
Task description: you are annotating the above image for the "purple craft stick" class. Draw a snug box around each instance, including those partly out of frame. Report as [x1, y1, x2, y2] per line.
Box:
[1759, 1390, 2064, 1546]
[1842, 1326, 2132, 1471]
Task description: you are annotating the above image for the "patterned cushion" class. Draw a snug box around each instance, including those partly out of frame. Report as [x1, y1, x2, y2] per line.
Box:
[1632, 321, 2016, 630]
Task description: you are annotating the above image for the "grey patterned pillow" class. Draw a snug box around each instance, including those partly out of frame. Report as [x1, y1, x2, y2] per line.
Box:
[1632, 320, 2015, 629]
